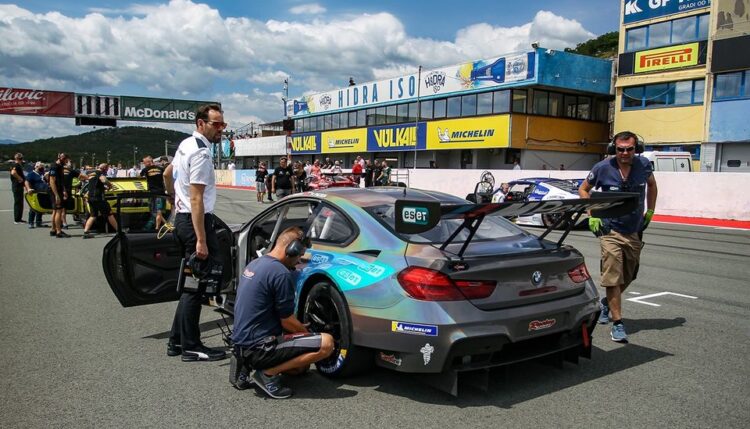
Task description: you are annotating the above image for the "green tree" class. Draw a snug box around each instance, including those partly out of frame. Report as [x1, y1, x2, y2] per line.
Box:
[565, 31, 619, 58]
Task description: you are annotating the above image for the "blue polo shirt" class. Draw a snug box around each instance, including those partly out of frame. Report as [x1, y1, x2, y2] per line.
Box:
[586, 156, 652, 234]
[232, 255, 296, 347]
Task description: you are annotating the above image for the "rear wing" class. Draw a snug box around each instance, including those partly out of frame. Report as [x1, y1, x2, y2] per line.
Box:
[395, 192, 639, 256]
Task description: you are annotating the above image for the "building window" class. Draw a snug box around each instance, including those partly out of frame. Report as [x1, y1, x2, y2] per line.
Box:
[407, 102, 418, 122]
[331, 113, 340, 129]
[447, 96, 461, 118]
[512, 89, 527, 113]
[376, 107, 387, 125]
[532, 90, 549, 115]
[420, 99, 434, 119]
[622, 79, 705, 109]
[577, 96, 591, 119]
[433, 99, 447, 119]
[626, 26, 647, 51]
[493, 90, 509, 113]
[461, 94, 477, 117]
[477, 92, 493, 115]
[714, 71, 748, 100]
[385, 105, 397, 124]
[595, 99, 609, 122]
[564, 94, 577, 117]
[549, 92, 563, 117]
[356, 109, 366, 127]
[624, 13, 709, 52]
[348, 111, 356, 128]
[366, 108, 377, 126]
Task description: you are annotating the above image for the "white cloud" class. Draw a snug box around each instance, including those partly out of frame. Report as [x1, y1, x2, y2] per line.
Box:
[0, 2, 597, 141]
[289, 3, 327, 15]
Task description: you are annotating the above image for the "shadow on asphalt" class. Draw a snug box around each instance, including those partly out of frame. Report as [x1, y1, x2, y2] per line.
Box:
[625, 317, 686, 335]
[339, 343, 673, 407]
[141, 316, 675, 406]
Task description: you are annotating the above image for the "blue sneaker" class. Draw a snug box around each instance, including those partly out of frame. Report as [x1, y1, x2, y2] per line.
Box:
[598, 298, 610, 324]
[610, 323, 628, 343]
[252, 370, 292, 399]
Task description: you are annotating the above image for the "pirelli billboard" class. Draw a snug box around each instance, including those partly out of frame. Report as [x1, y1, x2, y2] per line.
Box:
[618, 41, 708, 76]
[120, 96, 219, 123]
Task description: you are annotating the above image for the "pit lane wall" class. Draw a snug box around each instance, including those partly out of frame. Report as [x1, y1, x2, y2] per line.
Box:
[211, 169, 749, 221]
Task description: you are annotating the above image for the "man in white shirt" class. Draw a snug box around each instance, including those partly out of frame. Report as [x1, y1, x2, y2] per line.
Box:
[163, 104, 227, 362]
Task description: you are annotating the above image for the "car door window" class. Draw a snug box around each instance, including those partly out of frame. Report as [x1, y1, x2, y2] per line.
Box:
[656, 158, 675, 171]
[309, 204, 355, 245]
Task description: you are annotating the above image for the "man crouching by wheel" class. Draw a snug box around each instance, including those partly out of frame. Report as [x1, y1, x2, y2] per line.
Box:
[231, 227, 334, 399]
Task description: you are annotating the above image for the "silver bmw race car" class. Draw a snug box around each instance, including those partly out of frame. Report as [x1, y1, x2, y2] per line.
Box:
[103, 188, 634, 395]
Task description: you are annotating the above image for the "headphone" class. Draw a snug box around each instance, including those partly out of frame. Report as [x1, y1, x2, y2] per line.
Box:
[607, 131, 644, 155]
[286, 239, 305, 257]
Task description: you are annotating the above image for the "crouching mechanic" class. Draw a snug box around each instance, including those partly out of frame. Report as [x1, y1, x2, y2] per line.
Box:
[578, 131, 658, 343]
[231, 227, 334, 399]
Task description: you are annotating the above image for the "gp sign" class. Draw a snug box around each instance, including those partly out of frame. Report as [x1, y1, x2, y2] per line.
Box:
[623, 0, 711, 24]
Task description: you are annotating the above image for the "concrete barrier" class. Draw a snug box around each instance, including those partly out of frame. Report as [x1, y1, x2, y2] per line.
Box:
[215, 169, 750, 221]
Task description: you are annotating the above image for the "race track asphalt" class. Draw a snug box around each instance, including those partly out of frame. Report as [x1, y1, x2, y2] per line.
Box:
[1, 177, 748, 428]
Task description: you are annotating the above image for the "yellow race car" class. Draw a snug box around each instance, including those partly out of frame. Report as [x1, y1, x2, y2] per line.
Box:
[25, 177, 170, 230]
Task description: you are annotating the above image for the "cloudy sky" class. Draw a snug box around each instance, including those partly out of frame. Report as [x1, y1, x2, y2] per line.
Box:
[0, 0, 619, 141]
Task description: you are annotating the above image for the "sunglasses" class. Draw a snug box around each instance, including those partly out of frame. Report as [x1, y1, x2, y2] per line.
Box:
[616, 146, 635, 153]
[205, 120, 227, 129]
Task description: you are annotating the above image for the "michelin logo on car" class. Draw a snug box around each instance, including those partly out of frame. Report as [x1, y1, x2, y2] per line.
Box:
[391, 321, 438, 336]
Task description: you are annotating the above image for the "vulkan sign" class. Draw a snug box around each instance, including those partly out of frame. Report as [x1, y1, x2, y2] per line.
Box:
[635, 43, 700, 73]
[0, 87, 75, 117]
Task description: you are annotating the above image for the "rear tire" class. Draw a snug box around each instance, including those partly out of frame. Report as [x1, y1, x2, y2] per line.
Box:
[542, 213, 567, 229]
[303, 281, 373, 377]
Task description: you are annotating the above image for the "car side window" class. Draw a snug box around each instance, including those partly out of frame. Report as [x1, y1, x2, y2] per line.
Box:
[309, 204, 355, 244]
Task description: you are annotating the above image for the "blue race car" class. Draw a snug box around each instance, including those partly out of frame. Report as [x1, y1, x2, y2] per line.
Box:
[103, 188, 634, 395]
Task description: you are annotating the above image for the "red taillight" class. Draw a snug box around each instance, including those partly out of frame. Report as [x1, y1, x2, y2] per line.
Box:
[397, 267, 496, 301]
[568, 263, 591, 283]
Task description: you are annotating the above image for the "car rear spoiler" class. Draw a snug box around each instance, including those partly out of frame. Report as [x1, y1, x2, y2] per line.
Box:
[395, 192, 639, 257]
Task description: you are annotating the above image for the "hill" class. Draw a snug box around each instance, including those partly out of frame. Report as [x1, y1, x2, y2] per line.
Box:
[565, 31, 619, 59]
[0, 139, 19, 145]
[1, 127, 190, 167]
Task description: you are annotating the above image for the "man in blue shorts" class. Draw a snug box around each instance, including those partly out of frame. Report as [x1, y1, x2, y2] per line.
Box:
[231, 226, 334, 399]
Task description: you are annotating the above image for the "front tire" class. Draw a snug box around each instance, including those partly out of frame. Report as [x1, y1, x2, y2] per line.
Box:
[303, 281, 373, 377]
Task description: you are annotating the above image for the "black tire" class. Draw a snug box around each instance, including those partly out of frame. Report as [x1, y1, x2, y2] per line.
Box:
[303, 281, 373, 377]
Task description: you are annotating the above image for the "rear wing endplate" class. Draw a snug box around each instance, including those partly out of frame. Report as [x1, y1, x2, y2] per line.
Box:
[395, 192, 639, 256]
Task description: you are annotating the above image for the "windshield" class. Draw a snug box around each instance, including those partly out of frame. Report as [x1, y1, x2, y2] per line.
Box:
[366, 204, 526, 244]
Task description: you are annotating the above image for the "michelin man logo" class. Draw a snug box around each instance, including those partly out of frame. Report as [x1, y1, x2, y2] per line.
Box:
[420, 343, 435, 365]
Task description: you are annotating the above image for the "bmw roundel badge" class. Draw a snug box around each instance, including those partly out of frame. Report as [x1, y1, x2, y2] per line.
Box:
[531, 271, 543, 286]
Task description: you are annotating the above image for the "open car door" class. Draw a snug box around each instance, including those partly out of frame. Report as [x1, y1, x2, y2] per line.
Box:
[102, 192, 235, 307]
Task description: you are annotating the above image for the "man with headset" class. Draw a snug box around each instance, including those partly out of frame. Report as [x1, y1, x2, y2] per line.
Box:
[578, 131, 658, 343]
[231, 227, 334, 399]
[163, 104, 227, 362]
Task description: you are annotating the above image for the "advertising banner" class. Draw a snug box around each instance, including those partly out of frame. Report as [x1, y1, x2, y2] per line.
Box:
[367, 123, 426, 152]
[290, 132, 322, 154]
[286, 52, 535, 117]
[321, 128, 368, 154]
[215, 170, 234, 186]
[121, 96, 218, 123]
[0, 87, 74, 117]
[623, 0, 710, 24]
[426, 116, 509, 150]
[634, 42, 700, 73]
[234, 170, 258, 188]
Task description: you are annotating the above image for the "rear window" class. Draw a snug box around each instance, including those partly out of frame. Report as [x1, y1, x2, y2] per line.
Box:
[366, 204, 525, 244]
[545, 180, 580, 193]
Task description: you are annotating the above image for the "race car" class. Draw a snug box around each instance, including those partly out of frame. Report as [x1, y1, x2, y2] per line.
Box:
[504, 178, 589, 229]
[102, 187, 635, 395]
[304, 172, 359, 191]
[25, 177, 169, 231]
